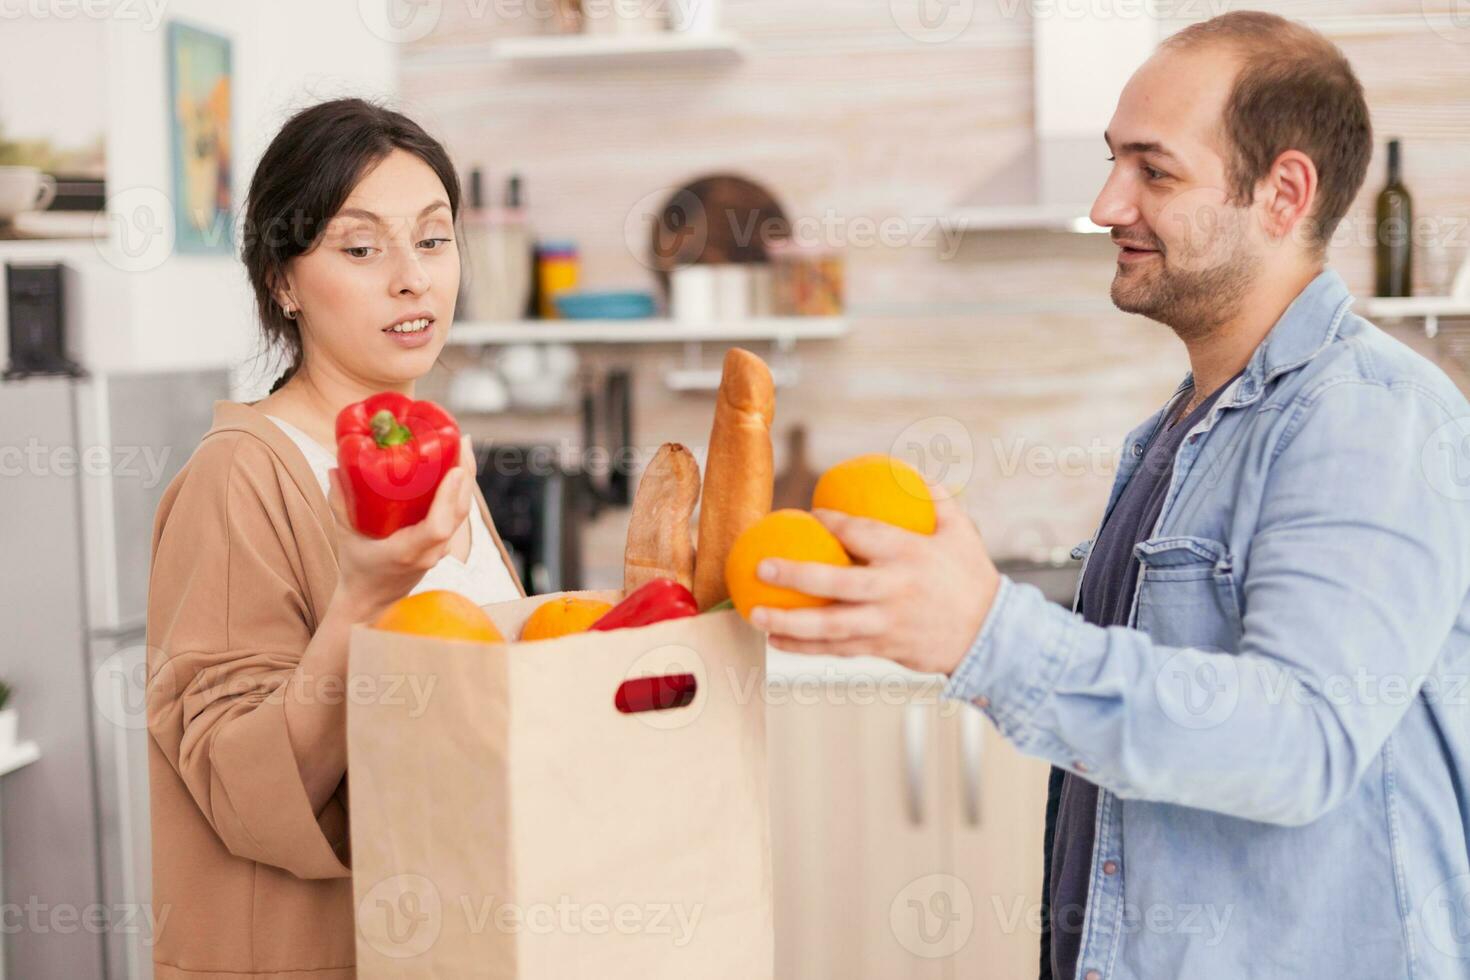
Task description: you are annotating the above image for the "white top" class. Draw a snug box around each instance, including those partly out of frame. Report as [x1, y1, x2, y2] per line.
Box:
[264, 415, 522, 607]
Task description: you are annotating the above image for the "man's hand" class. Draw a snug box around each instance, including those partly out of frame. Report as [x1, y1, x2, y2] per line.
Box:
[750, 492, 1003, 675]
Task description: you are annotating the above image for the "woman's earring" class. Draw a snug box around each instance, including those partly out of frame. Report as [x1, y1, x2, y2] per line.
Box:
[283, 304, 297, 320]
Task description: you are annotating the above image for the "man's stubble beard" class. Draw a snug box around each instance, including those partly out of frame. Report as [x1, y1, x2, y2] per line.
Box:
[1110, 228, 1260, 345]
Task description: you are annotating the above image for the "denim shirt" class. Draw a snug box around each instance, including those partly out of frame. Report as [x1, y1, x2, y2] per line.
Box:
[944, 269, 1470, 979]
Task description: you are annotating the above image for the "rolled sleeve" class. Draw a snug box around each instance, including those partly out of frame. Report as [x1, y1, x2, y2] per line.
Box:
[209, 689, 350, 879]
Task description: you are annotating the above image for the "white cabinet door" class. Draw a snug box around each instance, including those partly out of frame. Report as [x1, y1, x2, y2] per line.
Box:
[769, 683, 948, 980]
[939, 705, 1050, 980]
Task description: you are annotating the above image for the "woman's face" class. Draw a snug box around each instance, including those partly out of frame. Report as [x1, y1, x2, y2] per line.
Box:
[278, 148, 460, 389]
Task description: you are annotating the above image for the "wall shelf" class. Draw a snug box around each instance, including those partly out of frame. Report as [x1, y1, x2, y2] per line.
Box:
[1356, 296, 1470, 338]
[446, 316, 847, 347]
[485, 31, 743, 68]
[0, 742, 39, 778]
[447, 316, 845, 393]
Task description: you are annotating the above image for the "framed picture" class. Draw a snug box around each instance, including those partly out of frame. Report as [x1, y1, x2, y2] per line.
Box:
[166, 21, 233, 255]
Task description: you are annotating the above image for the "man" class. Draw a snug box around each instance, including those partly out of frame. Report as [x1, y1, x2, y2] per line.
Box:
[751, 12, 1470, 979]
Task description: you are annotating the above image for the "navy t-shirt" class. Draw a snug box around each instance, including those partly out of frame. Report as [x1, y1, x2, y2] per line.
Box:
[1043, 374, 1239, 980]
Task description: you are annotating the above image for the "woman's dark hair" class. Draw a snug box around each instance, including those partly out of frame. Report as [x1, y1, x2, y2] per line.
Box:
[241, 98, 462, 393]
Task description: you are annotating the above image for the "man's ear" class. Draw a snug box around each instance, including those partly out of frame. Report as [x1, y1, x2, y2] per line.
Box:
[1260, 149, 1319, 245]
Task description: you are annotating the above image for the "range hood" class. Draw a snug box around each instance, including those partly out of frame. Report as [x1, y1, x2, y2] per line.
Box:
[944, 11, 1159, 234]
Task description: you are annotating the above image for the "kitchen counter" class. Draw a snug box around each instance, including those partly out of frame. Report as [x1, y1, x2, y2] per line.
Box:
[765, 648, 943, 685]
[761, 557, 1080, 687]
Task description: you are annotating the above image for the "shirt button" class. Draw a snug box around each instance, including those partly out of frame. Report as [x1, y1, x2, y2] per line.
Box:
[974, 695, 991, 709]
[1131, 443, 1144, 457]
[1085, 971, 1102, 980]
[1103, 860, 1118, 875]
[1073, 760, 1088, 773]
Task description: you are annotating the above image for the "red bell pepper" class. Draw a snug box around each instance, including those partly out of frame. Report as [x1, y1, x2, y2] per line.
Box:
[590, 579, 699, 632]
[335, 392, 461, 538]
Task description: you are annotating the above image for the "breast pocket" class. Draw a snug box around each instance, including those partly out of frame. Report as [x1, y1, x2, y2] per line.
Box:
[1133, 535, 1243, 652]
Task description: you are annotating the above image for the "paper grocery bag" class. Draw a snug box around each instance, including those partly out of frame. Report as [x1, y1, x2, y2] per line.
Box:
[347, 590, 773, 979]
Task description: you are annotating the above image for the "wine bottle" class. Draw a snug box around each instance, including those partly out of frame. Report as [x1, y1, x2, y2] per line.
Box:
[1375, 139, 1413, 298]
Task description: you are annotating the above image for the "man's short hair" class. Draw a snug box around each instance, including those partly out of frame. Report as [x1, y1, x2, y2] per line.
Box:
[1164, 11, 1373, 251]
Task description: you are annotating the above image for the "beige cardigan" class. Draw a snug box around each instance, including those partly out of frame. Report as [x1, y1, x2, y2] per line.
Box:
[145, 400, 524, 979]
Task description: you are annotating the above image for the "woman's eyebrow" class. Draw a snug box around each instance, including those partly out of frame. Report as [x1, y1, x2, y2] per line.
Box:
[333, 200, 451, 224]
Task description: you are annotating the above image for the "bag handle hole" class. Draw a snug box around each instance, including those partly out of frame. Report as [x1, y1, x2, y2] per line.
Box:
[615, 674, 698, 714]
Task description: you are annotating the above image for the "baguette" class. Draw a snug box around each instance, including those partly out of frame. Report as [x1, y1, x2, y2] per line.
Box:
[623, 443, 701, 593]
[692, 348, 776, 609]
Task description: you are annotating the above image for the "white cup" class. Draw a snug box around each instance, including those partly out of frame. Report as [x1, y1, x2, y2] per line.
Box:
[670, 264, 718, 324]
[669, 0, 718, 34]
[713, 264, 751, 320]
[0, 166, 57, 221]
[748, 264, 774, 317]
[582, 0, 667, 35]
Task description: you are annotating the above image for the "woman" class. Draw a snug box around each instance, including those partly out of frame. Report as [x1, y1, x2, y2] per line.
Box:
[145, 98, 524, 979]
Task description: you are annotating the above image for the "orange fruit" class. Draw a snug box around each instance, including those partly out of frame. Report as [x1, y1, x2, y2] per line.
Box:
[520, 596, 614, 641]
[812, 454, 936, 535]
[724, 509, 852, 621]
[373, 590, 504, 643]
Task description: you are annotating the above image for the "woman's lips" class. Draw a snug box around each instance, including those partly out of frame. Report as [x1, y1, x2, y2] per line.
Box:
[383, 320, 435, 349]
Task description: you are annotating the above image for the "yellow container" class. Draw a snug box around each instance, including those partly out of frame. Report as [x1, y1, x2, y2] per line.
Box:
[537, 243, 580, 319]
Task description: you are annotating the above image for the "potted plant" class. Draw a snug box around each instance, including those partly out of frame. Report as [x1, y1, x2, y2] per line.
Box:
[0, 680, 15, 750]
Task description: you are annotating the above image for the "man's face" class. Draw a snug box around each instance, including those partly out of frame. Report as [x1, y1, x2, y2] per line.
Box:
[1090, 44, 1264, 338]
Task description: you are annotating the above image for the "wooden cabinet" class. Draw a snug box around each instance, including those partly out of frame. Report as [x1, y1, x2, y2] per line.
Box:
[768, 678, 1049, 980]
[940, 705, 1050, 979]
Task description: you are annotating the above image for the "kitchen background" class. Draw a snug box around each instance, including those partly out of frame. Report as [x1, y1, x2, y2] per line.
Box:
[401, 0, 1470, 587]
[1, 0, 1468, 978]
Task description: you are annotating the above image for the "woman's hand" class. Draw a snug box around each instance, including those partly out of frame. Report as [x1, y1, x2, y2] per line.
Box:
[326, 435, 476, 624]
[284, 438, 478, 816]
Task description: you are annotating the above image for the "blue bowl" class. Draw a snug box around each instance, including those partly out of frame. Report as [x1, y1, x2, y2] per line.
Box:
[553, 291, 657, 320]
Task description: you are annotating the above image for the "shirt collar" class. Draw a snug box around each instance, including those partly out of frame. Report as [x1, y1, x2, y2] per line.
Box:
[1230, 266, 1354, 405]
[1130, 267, 1352, 458]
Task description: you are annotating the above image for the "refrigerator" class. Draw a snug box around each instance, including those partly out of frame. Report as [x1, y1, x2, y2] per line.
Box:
[0, 369, 228, 980]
